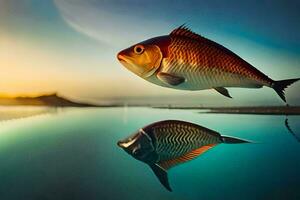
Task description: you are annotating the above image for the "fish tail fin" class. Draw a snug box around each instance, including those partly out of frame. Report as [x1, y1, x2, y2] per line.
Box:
[272, 78, 300, 103]
[221, 135, 251, 144]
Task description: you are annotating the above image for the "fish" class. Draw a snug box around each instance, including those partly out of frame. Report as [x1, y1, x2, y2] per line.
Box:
[117, 25, 299, 103]
[117, 120, 251, 191]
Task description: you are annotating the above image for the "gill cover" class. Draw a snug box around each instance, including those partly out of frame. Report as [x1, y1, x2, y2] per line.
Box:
[118, 129, 156, 162]
[132, 129, 156, 162]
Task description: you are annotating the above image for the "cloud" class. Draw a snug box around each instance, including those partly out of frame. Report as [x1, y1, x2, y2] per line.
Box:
[53, 0, 176, 47]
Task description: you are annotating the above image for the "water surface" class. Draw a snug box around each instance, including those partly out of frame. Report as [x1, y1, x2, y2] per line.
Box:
[0, 107, 299, 200]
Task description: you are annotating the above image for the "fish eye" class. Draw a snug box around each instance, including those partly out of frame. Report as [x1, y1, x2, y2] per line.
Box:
[132, 145, 142, 156]
[133, 148, 141, 156]
[133, 45, 144, 55]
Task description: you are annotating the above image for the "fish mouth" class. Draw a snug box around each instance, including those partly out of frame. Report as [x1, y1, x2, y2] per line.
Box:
[117, 141, 124, 148]
[117, 54, 127, 63]
[117, 52, 155, 78]
[116, 55, 145, 77]
[117, 140, 130, 148]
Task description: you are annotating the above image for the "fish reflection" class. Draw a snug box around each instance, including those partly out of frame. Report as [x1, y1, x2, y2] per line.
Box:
[285, 116, 300, 142]
[118, 120, 251, 191]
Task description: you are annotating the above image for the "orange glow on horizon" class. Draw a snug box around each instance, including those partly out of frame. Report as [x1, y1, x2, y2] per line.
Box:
[0, 92, 57, 98]
[0, 34, 90, 96]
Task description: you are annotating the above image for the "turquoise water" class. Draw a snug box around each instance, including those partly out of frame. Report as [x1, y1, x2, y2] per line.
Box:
[0, 107, 299, 200]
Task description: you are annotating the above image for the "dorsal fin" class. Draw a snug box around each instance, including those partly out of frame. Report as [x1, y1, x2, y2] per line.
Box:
[170, 24, 204, 41]
[169, 25, 244, 61]
[159, 144, 216, 170]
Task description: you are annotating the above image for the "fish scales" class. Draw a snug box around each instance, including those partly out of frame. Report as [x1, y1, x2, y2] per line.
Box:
[151, 122, 221, 161]
[162, 36, 272, 89]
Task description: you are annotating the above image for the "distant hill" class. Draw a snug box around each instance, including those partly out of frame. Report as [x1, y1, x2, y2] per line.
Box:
[0, 93, 96, 107]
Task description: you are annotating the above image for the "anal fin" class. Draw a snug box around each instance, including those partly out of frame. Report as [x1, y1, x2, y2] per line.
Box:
[159, 144, 216, 170]
[214, 87, 232, 98]
[157, 72, 185, 86]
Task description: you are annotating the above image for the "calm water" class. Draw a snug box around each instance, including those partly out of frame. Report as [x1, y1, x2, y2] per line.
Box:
[0, 107, 299, 200]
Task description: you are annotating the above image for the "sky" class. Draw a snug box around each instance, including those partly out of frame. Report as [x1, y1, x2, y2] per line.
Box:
[0, 0, 299, 106]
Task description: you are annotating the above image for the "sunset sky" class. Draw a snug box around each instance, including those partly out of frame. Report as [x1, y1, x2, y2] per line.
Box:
[0, 0, 299, 106]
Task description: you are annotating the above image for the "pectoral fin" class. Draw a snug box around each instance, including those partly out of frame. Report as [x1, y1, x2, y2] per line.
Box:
[149, 164, 172, 191]
[157, 72, 185, 86]
[214, 87, 232, 98]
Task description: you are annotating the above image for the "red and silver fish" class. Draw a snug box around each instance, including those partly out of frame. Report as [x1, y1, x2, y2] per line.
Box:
[117, 25, 299, 102]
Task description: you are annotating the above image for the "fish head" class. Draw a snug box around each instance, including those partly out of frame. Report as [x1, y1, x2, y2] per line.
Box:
[117, 36, 170, 78]
[117, 129, 157, 163]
